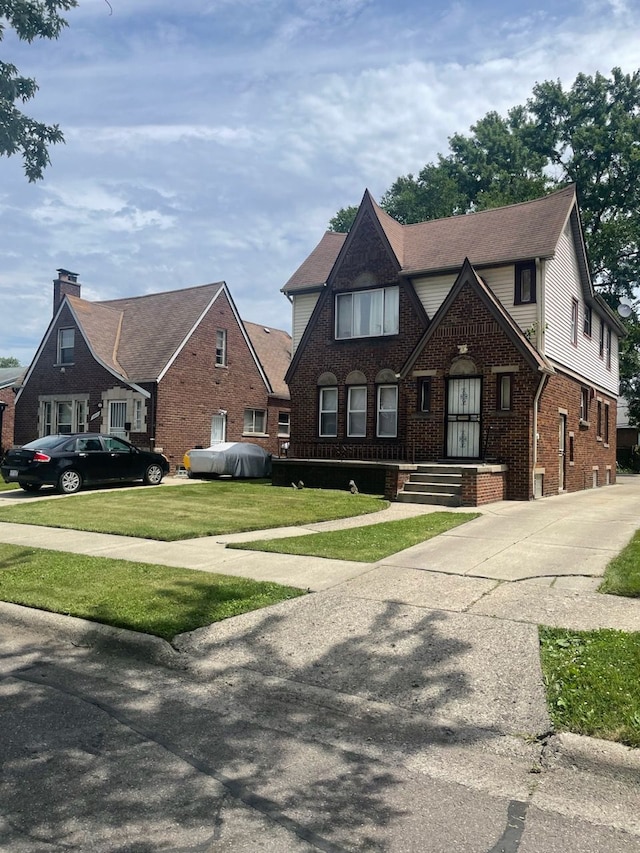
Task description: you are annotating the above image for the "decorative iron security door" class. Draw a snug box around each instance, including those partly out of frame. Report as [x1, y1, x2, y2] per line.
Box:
[446, 377, 481, 458]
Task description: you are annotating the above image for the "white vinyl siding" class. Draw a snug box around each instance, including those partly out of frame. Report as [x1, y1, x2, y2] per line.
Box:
[545, 224, 618, 395]
[412, 266, 537, 329]
[292, 293, 320, 353]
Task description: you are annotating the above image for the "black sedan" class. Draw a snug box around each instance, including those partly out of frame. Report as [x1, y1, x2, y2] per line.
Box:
[1, 434, 170, 494]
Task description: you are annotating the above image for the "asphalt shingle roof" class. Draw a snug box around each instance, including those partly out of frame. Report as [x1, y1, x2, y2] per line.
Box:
[244, 322, 292, 399]
[282, 185, 577, 293]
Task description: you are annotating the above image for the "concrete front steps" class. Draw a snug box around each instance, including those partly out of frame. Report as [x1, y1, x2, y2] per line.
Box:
[396, 464, 463, 507]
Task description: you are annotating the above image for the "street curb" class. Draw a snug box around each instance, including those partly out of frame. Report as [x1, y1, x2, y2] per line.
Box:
[0, 601, 186, 671]
[548, 732, 640, 782]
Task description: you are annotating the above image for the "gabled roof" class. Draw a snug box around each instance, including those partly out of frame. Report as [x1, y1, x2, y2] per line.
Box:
[99, 282, 226, 380]
[401, 258, 554, 378]
[282, 231, 347, 294]
[282, 185, 578, 294]
[0, 367, 25, 390]
[244, 322, 292, 399]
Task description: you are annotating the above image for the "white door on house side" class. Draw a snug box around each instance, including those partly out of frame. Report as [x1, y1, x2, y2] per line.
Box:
[210, 413, 226, 444]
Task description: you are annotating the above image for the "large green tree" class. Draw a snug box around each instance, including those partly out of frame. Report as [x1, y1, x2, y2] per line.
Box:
[330, 67, 640, 423]
[0, 356, 20, 367]
[1, 0, 77, 181]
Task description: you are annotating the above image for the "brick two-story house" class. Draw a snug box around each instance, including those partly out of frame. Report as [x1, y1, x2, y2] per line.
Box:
[277, 186, 625, 505]
[14, 271, 291, 469]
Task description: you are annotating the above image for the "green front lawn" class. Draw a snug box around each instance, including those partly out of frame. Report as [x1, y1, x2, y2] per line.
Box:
[0, 482, 386, 540]
[0, 481, 18, 492]
[539, 627, 640, 748]
[599, 530, 640, 597]
[0, 543, 305, 640]
[228, 511, 479, 562]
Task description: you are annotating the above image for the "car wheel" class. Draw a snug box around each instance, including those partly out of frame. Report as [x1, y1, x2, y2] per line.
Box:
[143, 463, 164, 485]
[58, 469, 82, 494]
[19, 481, 42, 493]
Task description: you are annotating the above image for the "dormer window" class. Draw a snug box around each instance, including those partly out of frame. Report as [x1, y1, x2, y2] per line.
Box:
[57, 328, 74, 364]
[514, 262, 536, 305]
[335, 286, 399, 340]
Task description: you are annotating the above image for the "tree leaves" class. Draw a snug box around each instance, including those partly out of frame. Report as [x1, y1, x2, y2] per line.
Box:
[0, 0, 78, 181]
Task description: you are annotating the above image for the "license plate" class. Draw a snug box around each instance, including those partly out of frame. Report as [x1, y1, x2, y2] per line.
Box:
[9, 469, 18, 478]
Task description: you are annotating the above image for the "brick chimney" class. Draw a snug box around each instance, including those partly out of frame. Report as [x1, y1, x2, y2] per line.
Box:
[53, 269, 81, 316]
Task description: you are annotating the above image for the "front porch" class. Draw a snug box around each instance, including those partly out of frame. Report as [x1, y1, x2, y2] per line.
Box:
[272, 455, 508, 506]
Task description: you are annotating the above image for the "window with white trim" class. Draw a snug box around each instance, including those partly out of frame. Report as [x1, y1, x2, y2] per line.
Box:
[215, 329, 227, 366]
[57, 328, 75, 364]
[580, 387, 590, 423]
[132, 398, 144, 432]
[39, 395, 88, 436]
[335, 287, 399, 339]
[319, 387, 338, 437]
[606, 327, 612, 369]
[244, 408, 266, 434]
[571, 299, 579, 346]
[377, 385, 398, 437]
[347, 386, 367, 437]
[277, 411, 290, 437]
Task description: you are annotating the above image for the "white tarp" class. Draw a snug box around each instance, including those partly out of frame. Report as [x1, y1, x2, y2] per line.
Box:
[187, 442, 272, 478]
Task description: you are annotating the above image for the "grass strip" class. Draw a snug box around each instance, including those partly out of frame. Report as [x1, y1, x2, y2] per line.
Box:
[0, 482, 386, 541]
[0, 482, 18, 492]
[0, 543, 305, 640]
[539, 626, 640, 748]
[599, 530, 640, 597]
[227, 511, 479, 562]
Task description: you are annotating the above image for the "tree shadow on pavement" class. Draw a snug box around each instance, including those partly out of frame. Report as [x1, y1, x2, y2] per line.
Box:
[0, 589, 513, 852]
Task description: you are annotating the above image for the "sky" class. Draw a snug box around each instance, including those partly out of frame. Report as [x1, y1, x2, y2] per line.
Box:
[1, 0, 639, 365]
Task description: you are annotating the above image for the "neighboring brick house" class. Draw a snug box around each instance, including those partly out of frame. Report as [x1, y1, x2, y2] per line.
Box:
[14, 270, 291, 470]
[278, 186, 625, 504]
[0, 367, 25, 454]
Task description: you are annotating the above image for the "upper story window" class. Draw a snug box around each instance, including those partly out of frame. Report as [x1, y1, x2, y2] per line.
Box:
[606, 326, 612, 369]
[215, 329, 227, 366]
[570, 299, 580, 347]
[335, 286, 399, 340]
[583, 306, 592, 337]
[57, 328, 74, 364]
[599, 319, 605, 357]
[514, 262, 536, 305]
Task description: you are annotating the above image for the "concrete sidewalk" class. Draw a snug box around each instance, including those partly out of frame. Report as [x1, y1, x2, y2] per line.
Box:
[1, 477, 639, 630]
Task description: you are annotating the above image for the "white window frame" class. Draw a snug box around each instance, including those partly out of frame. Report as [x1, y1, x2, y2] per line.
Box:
[277, 411, 290, 437]
[57, 328, 75, 364]
[498, 375, 512, 411]
[244, 408, 267, 435]
[335, 286, 399, 340]
[132, 398, 144, 432]
[377, 385, 398, 438]
[347, 386, 367, 437]
[319, 387, 338, 437]
[39, 395, 88, 437]
[215, 329, 227, 367]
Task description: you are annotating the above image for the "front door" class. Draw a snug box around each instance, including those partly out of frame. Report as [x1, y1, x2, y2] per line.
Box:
[210, 413, 226, 444]
[446, 377, 481, 458]
[108, 400, 127, 439]
[558, 414, 567, 491]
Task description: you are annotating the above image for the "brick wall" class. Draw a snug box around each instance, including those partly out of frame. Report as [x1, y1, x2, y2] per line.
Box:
[536, 371, 616, 495]
[288, 211, 428, 448]
[156, 290, 289, 467]
[14, 303, 139, 445]
[0, 387, 16, 452]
